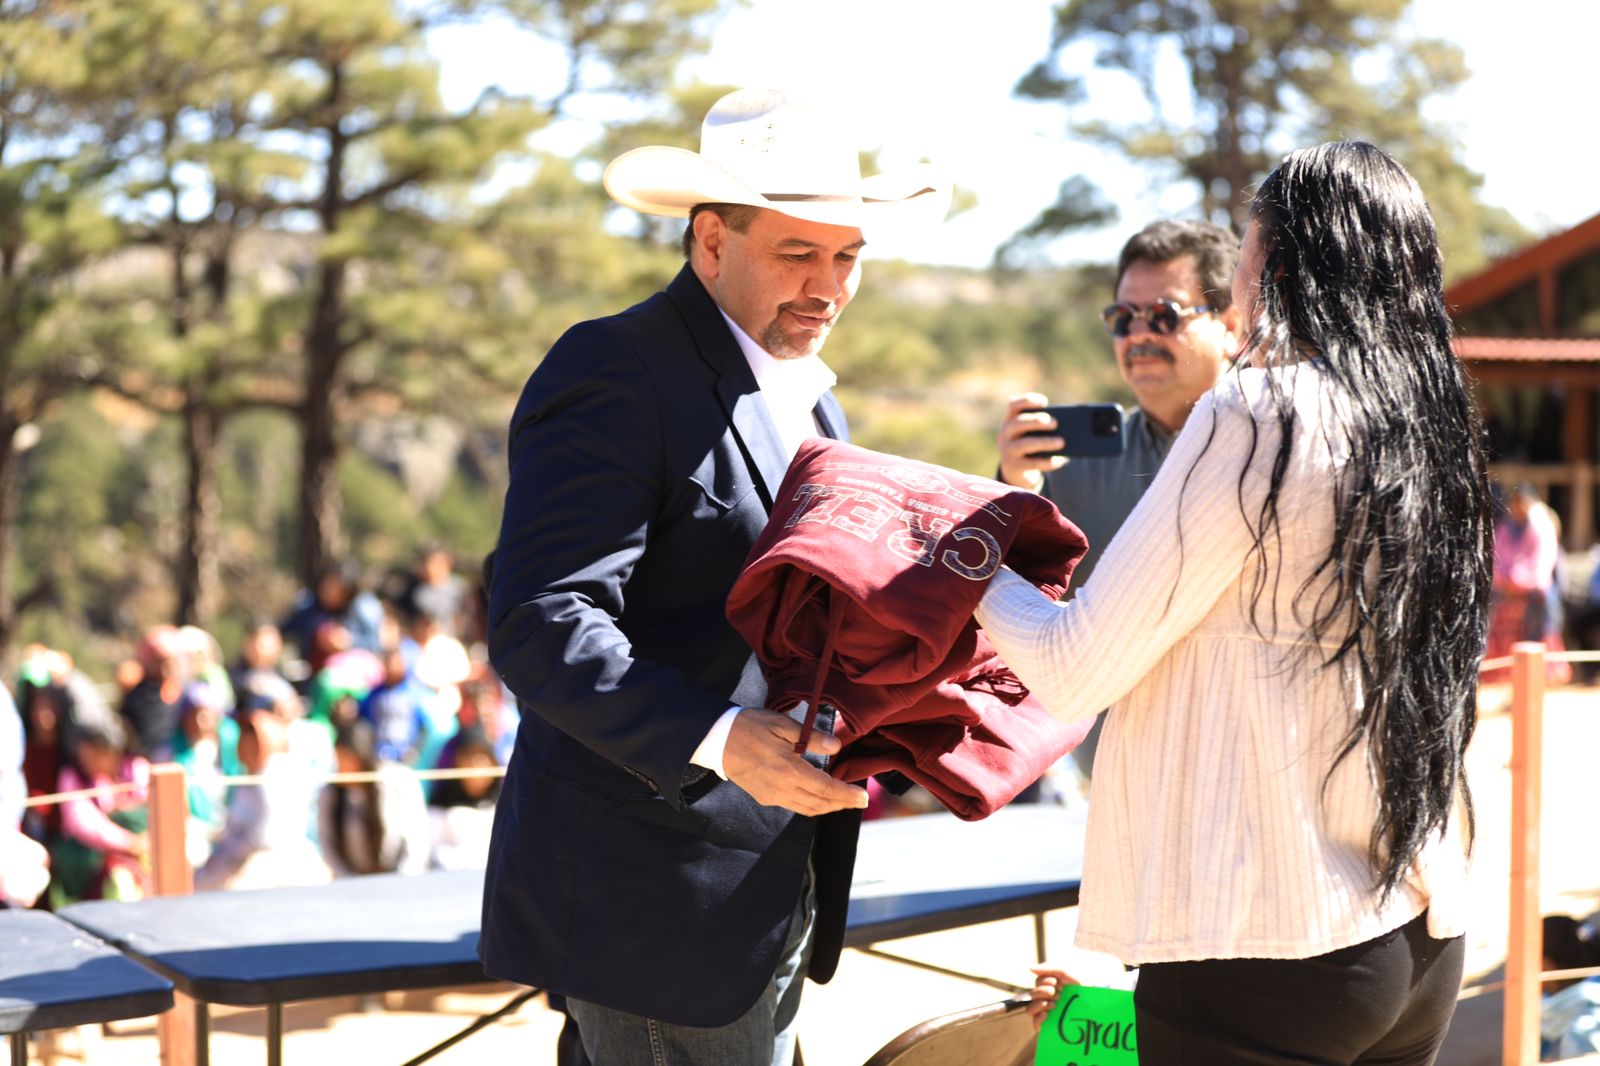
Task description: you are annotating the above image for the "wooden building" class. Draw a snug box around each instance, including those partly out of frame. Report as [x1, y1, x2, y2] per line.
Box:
[1448, 211, 1600, 548]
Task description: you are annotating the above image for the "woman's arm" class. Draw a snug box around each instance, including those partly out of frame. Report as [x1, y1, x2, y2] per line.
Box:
[977, 377, 1290, 721]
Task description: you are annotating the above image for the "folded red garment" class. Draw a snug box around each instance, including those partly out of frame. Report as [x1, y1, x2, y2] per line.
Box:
[726, 438, 1093, 820]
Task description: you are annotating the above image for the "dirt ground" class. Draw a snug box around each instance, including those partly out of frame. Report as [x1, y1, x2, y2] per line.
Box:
[17, 681, 1600, 1065]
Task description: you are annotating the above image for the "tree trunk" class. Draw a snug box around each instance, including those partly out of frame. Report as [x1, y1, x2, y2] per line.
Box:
[298, 259, 347, 586]
[296, 58, 350, 587]
[176, 391, 220, 625]
[175, 228, 241, 626]
[1209, 34, 1252, 232]
[0, 415, 20, 662]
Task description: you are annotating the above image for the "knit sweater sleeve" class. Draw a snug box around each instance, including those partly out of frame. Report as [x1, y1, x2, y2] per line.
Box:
[976, 377, 1283, 722]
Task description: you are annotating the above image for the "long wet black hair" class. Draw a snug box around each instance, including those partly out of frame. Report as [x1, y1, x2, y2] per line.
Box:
[1236, 141, 1492, 900]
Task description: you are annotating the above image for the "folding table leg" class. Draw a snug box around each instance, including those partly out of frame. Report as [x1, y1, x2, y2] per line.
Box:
[195, 1000, 209, 1066]
[266, 1004, 283, 1066]
[397, 988, 541, 1066]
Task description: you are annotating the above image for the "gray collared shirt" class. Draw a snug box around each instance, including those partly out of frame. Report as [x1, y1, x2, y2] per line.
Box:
[1038, 406, 1175, 596]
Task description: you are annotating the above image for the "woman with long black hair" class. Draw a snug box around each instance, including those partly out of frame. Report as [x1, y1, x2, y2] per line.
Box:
[982, 141, 1492, 1063]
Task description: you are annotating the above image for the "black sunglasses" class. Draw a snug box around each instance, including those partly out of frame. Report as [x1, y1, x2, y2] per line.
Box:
[1101, 299, 1214, 338]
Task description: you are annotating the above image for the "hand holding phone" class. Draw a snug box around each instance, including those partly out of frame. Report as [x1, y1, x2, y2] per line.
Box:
[1023, 403, 1125, 458]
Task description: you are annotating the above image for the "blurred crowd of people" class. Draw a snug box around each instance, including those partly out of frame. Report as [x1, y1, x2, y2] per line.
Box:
[0, 545, 515, 911]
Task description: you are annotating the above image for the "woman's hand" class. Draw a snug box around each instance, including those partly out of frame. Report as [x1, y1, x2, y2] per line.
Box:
[1027, 964, 1081, 1029]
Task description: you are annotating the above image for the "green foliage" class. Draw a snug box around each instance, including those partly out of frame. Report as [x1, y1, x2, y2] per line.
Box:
[1014, 0, 1528, 275]
[338, 449, 420, 571]
[335, 443, 500, 574]
[848, 402, 997, 479]
[0, 0, 736, 665]
[994, 176, 1118, 271]
[835, 259, 1131, 479]
[216, 411, 300, 571]
[0, 0, 1232, 678]
[422, 470, 501, 562]
[15, 397, 171, 660]
[20, 399, 120, 547]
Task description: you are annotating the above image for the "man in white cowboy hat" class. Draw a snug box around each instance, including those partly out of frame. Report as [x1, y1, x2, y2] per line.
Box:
[479, 88, 949, 1065]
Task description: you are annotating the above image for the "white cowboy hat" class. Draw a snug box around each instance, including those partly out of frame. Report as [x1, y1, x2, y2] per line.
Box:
[603, 88, 951, 234]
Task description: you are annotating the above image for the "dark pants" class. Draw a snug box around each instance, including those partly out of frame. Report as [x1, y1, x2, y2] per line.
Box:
[1133, 912, 1464, 1065]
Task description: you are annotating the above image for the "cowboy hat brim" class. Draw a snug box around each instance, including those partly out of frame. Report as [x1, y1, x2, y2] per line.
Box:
[603, 146, 952, 233]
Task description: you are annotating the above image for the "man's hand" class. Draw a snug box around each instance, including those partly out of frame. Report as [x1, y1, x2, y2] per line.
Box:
[998, 393, 1067, 491]
[722, 708, 868, 816]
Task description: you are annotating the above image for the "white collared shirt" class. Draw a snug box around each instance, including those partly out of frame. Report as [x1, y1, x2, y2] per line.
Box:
[718, 309, 837, 461]
[692, 311, 838, 778]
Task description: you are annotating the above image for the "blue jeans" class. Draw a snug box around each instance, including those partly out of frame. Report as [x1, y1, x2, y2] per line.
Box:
[565, 871, 815, 1066]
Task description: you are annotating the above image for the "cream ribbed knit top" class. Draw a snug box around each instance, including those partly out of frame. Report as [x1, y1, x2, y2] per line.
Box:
[975, 363, 1471, 965]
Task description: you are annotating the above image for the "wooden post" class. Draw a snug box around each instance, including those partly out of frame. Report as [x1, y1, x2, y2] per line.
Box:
[1561, 372, 1593, 549]
[148, 763, 197, 1066]
[148, 764, 191, 897]
[1504, 643, 1546, 1066]
[1570, 460, 1595, 552]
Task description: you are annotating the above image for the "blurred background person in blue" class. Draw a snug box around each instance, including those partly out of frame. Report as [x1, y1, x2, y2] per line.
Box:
[281, 560, 385, 671]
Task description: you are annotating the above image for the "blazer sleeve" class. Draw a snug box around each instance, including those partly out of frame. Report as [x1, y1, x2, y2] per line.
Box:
[487, 320, 735, 801]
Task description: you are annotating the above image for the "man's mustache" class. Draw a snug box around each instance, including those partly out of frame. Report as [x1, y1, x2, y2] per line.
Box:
[782, 299, 836, 320]
[1123, 343, 1173, 364]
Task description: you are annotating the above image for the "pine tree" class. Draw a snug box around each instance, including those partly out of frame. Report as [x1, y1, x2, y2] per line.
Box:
[1011, 0, 1527, 275]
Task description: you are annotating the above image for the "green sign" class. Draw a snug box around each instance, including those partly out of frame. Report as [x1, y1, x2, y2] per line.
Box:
[1034, 985, 1138, 1066]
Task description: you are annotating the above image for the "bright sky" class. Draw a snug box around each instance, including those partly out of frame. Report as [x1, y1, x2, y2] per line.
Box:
[431, 0, 1599, 269]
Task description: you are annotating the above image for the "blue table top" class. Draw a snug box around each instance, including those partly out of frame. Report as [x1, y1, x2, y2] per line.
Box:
[845, 805, 1085, 946]
[59, 804, 1085, 1006]
[0, 909, 173, 1035]
[61, 869, 487, 1006]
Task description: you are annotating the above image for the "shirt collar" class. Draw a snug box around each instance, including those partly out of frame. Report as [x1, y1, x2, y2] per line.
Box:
[1132, 407, 1177, 454]
[718, 309, 837, 412]
[1142, 413, 1176, 448]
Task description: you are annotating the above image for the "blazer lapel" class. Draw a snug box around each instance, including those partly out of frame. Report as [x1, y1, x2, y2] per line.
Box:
[666, 267, 790, 508]
[721, 379, 790, 510]
[814, 391, 849, 443]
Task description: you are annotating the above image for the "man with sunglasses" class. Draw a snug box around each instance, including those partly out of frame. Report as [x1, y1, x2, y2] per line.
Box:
[994, 219, 1242, 778]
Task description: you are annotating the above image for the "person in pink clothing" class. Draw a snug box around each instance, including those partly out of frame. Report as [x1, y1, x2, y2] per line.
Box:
[1486, 483, 1570, 683]
[51, 717, 151, 905]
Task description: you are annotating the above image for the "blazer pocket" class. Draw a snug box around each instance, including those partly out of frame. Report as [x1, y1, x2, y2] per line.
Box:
[551, 766, 659, 809]
[687, 451, 759, 515]
[680, 765, 720, 805]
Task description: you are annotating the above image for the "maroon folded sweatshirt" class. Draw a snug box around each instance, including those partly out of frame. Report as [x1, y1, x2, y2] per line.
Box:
[725, 438, 1094, 820]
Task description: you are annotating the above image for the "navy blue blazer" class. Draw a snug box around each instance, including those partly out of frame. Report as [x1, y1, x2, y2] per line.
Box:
[479, 265, 860, 1027]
